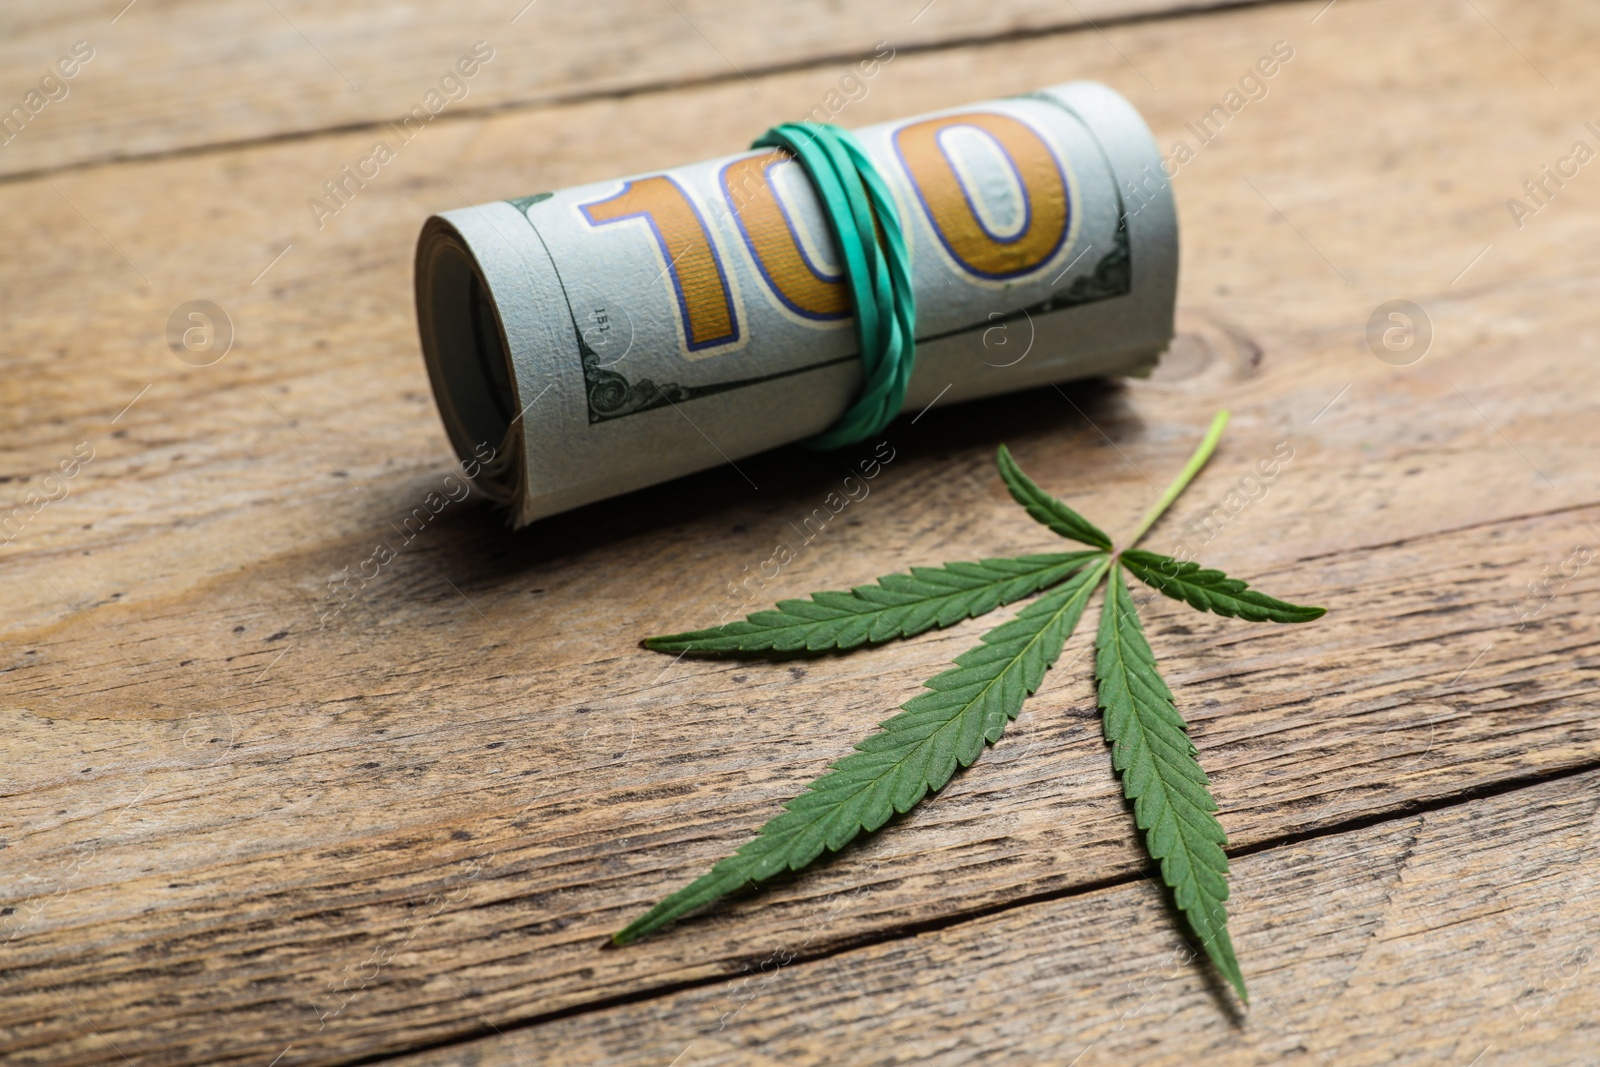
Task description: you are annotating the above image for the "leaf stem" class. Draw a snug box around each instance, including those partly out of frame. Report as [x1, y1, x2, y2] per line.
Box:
[1123, 410, 1230, 551]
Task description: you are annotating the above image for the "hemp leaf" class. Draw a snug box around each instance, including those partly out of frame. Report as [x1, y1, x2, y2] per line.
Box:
[1121, 549, 1324, 623]
[618, 560, 1106, 942]
[1096, 560, 1244, 997]
[645, 551, 1103, 654]
[617, 411, 1323, 1007]
[997, 443, 1113, 550]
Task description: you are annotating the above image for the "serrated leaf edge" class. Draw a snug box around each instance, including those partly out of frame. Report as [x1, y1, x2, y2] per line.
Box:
[1095, 562, 1247, 1002]
[995, 445, 1113, 550]
[645, 551, 1104, 655]
[614, 556, 1111, 944]
[1121, 548, 1325, 624]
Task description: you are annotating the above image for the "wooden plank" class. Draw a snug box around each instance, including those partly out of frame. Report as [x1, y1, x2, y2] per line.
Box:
[3, 0, 1599, 1063]
[0, 0, 1262, 179]
[389, 769, 1600, 1067]
[12, 500, 1592, 1066]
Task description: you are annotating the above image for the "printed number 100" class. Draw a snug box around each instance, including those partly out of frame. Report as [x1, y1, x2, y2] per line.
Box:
[577, 111, 1072, 355]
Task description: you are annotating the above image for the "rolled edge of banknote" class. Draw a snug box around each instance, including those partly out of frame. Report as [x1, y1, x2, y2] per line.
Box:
[415, 222, 526, 508]
[416, 80, 1177, 527]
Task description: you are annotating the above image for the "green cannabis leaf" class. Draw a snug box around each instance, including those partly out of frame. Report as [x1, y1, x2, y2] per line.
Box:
[618, 410, 1323, 1008]
[997, 443, 1113, 550]
[1097, 561, 1244, 999]
[1121, 549, 1325, 624]
[645, 551, 1104, 654]
[616, 559, 1107, 943]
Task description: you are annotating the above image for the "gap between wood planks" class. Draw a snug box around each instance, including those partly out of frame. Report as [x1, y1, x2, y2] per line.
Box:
[1292, 500, 1600, 565]
[335, 758, 1600, 1066]
[0, 0, 1293, 189]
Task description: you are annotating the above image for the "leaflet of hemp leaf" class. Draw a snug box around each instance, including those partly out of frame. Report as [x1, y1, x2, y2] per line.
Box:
[616, 411, 1324, 1009]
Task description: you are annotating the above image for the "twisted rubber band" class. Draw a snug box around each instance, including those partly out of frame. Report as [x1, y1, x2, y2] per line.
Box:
[752, 122, 916, 450]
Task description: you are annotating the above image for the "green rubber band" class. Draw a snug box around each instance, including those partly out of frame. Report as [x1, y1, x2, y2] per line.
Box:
[752, 122, 916, 450]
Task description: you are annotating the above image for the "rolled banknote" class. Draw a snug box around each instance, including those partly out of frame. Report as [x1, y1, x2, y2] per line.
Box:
[415, 80, 1176, 526]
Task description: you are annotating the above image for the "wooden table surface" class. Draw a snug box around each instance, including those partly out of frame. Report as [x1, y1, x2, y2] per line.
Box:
[4, 1, 1598, 1064]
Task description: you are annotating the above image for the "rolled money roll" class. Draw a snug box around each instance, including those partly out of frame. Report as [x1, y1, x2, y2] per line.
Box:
[415, 81, 1176, 526]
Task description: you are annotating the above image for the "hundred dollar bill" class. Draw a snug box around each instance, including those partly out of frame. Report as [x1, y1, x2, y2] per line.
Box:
[415, 81, 1176, 526]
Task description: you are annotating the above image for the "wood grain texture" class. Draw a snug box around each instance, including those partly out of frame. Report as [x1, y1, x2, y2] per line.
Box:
[0, 0, 1265, 179]
[388, 769, 1600, 1066]
[3, 0, 1599, 1063]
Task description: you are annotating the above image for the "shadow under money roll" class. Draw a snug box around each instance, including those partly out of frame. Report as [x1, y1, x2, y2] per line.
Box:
[415, 81, 1176, 527]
